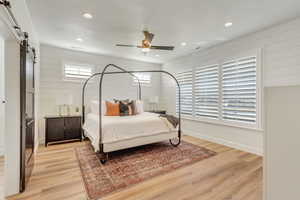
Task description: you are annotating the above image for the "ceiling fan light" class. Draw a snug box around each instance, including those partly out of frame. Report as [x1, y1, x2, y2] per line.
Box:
[82, 13, 93, 19]
[141, 48, 150, 53]
[181, 42, 187, 46]
[225, 22, 233, 27]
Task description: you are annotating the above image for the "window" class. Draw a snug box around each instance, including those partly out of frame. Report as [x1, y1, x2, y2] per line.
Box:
[133, 73, 151, 86]
[176, 70, 193, 116]
[194, 65, 219, 119]
[64, 64, 93, 80]
[175, 54, 260, 129]
[222, 56, 257, 123]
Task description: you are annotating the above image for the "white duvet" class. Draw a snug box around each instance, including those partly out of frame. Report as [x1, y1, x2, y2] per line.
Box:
[83, 112, 176, 150]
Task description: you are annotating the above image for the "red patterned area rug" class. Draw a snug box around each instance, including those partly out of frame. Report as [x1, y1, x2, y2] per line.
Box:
[75, 141, 216, 200]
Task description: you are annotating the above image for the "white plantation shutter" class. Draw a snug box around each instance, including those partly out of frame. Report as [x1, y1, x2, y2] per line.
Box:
[194, 65, 219, 119]
[176, 70, 193, 116]
[64, 64, 93, 79]
[221, 56, 257, 123]
[133, 73, 151, 85]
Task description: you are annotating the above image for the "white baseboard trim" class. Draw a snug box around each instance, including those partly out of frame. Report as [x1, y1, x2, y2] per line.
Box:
[185, 130, 263, 156]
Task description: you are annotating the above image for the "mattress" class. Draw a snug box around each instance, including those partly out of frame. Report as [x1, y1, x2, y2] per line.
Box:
[83, 112, 177, 151]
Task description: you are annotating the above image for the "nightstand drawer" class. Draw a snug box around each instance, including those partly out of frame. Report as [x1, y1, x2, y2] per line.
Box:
[46, 118, 65, 142]
[64, 117, 81, 140]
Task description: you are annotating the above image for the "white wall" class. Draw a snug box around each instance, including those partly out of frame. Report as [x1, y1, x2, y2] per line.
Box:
[39, 44, 161, 144]
[0, 36, 4, 156]
[162, 17, 300, 155]
[4, 40, 21, 196]
[265, 86, 300, 200]
[1, 0, 40, 196]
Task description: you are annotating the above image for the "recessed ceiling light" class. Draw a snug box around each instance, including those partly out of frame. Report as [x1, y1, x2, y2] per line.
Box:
[197, 41, 208, 45]
[181, 42, 187, 46]
[155, 54, 160, 57]
[76, 38, 83, 42]
[215, 37, 226, 41]
[82, 13, 93, 19]
[71, 46, 83, 50]
[224, 22, 233, 27]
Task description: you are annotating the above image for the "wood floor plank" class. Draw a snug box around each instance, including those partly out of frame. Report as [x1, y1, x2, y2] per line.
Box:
[0, 156, 4, 200]
[1, 136, 263, 200]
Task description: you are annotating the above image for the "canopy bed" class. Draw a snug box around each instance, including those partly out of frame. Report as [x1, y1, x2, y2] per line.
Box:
[81, 64, 181, 164]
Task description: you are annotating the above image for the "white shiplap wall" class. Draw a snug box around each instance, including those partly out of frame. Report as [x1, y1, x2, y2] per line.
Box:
[0, 37, 4, 156]
[39, 44, 162, 144]
[162, 17, 300, 155]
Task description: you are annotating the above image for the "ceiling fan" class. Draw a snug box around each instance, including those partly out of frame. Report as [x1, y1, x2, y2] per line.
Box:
[116, 31, 175, 52]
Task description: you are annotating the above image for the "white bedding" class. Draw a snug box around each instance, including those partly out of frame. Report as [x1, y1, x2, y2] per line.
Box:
[83, 112, 177, 151]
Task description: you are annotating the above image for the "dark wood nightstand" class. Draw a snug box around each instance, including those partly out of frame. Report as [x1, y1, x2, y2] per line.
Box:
[147, 110, 167, 114]
[45, 115, 82, 146]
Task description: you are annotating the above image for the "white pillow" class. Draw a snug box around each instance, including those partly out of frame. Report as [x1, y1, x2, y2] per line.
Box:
[90, 100, 106, 115]
[134, 100, 144, 114]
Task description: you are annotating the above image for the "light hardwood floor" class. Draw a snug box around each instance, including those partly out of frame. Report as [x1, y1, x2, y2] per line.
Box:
[4, 136, 262, 200]
[0, 156, 4, 200]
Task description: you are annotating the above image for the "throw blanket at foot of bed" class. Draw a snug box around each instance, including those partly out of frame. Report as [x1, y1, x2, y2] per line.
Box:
[159, 114, 179, 128]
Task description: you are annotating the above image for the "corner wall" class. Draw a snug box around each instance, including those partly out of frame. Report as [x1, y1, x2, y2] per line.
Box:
[161, 17, 300, 155]
[4, 40, 21, 196]
[0, 36, 4, 156]
[265, 86, 300, 200]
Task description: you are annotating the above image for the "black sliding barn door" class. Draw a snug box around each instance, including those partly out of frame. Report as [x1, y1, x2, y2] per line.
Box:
[20, 39, 35, 192]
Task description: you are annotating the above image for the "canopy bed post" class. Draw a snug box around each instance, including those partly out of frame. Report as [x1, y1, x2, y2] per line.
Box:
[98, 64, 144, 163]
[81, 65, 182, 164]
[82, 73, 101, 124]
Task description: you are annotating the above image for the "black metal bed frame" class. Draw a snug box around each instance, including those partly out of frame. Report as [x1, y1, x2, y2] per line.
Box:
[82, 64, 181, 164]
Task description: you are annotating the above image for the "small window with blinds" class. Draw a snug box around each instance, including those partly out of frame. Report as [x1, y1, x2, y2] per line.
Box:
[64, 64, 93, 80]
[194, 65, 219, 119]
[221, 56, 257, 124]
[132, 73, 151, 86]
[176, 70, 193, 116]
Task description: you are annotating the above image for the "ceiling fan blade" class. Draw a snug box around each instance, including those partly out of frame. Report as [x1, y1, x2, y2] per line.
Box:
[116, 44, 139, 47]
[150, 45, 175, 51]
[143, 31, 155, 43]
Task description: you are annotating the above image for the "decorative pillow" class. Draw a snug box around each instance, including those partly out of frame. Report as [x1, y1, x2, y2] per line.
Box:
[119, 101, 135, 116]
[134, 100, 144, 114]
[105, 101, 120, 116]
[90, 100, 106, 115]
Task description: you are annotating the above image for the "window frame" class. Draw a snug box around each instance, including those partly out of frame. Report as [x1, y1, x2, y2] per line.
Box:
[62, 62, 95, 82]
[132, 72, 152, 87]
[176, 49, 263, 130]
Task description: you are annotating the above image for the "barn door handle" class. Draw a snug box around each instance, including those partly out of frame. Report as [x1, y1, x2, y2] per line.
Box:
[26, 120, 34, 126]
